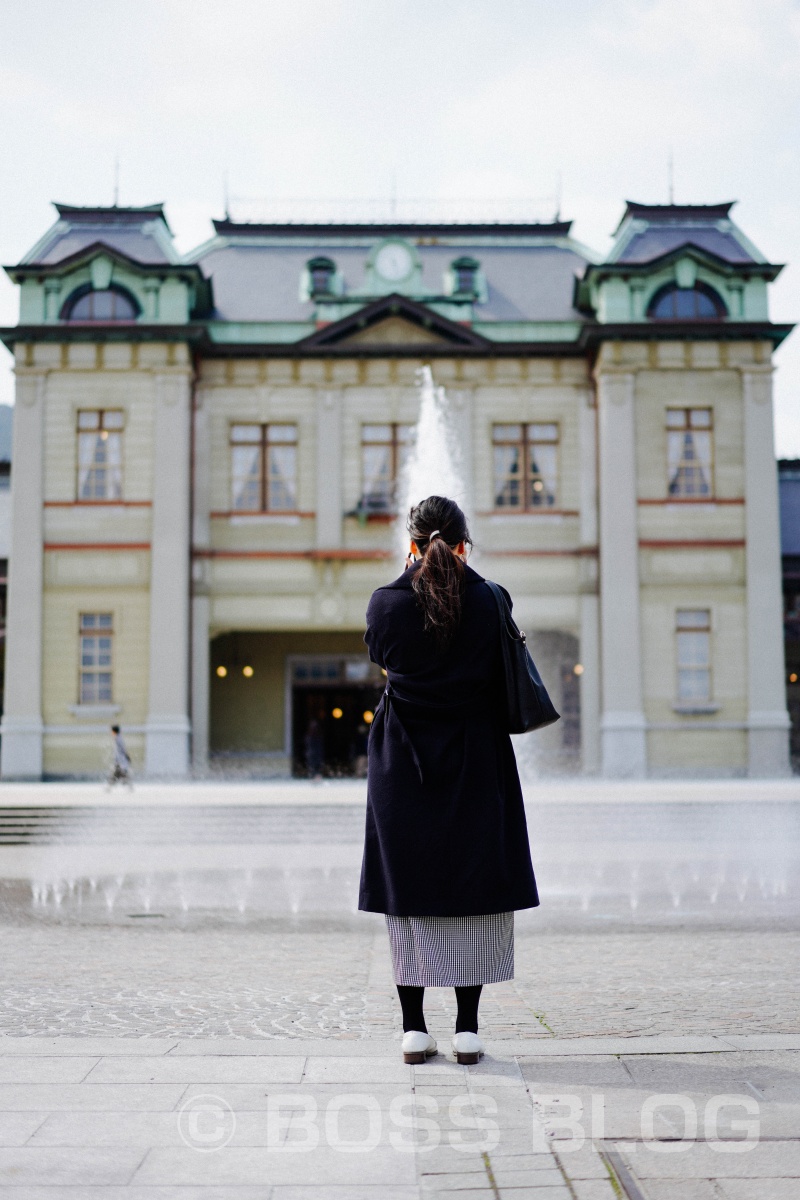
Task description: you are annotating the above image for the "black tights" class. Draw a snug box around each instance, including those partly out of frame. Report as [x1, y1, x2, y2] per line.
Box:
[396, 984, 483, 1034]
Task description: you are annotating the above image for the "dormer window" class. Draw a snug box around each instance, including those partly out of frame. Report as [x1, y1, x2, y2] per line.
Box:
[307, 257, 336, 298]
[452, 256, 479, 296]
[62, 286, 138, 322]
[647, 283, 726, 320]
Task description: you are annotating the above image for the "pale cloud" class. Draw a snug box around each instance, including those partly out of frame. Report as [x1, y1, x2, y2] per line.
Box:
[0, 0, 797, 451]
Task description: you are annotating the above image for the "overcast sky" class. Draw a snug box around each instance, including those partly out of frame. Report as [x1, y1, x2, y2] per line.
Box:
[1, 0, 798, 452]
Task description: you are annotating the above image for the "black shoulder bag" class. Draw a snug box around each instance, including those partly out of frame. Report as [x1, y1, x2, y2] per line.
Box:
[485, 579, 561, 734]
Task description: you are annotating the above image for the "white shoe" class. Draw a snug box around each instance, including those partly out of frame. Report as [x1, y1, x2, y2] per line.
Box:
[402, 1031, 438, 1064]
[452, 1032, 484, 1064]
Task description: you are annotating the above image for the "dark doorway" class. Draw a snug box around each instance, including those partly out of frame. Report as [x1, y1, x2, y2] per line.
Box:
[293, 683, 384, 777]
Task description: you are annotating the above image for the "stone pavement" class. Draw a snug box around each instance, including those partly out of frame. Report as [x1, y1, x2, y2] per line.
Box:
[0, 1034, 798, 1197]
[0, 783, 797, 1196]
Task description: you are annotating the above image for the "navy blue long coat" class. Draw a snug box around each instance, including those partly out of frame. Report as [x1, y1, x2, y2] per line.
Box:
[358, 561, 540, 917]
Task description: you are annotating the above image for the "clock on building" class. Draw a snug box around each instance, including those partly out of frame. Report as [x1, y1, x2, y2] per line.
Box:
[374, 242, 414, 282]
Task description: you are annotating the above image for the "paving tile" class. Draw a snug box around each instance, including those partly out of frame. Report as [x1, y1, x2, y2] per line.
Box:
[641, 1181, 720, 1200]
[272, 1189, 420, 1200]
[0, 1084, 187, 1111]
[519, 1056, 631, 1087]
[0, 1146, 143, 1185]
[0, 1189, 276, 1199]
[492, 1166, 565, 1188]
[420, 1170, 494, 1189]
[85, 1055, 305, 1084]
[0, 1058, 99, 1084]
[132, 1144, 418, 1185]
[487, 1189, 571, 1199]
[0, 1112, 48, 1146]
[569, 1180, 619, 1200]
[302, 1056, 412, 1083]
[551, 1145, 608, 1179]
[171, 1038, 400, 1056]
[721, 1181, 800, 1200]
[517, 1037, 724, 1057]
[0, 1038, 178, 1056]
[627, 1138, 800, 1177]
[720, 1035, 800, 1051]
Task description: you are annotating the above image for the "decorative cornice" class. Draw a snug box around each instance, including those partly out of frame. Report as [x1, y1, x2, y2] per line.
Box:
[578, 321, 794, 348]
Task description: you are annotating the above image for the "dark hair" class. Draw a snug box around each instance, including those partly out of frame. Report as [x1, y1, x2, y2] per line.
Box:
[407, 495, 472, 646]
[111, 725, 120, 734]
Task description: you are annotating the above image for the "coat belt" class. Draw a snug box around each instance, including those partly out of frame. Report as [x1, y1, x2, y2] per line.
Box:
[381, 683, 491, 785]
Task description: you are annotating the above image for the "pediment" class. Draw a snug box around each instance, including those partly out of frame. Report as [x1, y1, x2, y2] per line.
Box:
[297, 293, 490, 351]
[338, 315, 449, 346]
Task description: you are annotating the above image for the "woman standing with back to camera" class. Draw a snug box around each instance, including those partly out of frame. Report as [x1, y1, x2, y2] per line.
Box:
[358, 495, 540, 1064]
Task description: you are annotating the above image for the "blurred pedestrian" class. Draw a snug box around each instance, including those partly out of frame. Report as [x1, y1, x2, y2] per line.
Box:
[353, 723, 369, 777]
[106, 725, 133, 790]
[304, 718, 324, 780]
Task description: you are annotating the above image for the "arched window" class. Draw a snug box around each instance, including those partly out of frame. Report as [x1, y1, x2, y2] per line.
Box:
[62, 286, 139, 322]
[307, 257, 336, 298]
[451, 256, 479, 296]
[647, 283, 726, 320]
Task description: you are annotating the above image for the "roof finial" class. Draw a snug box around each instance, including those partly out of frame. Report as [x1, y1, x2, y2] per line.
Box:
[554, 171, 562, 222]
[667, 148, 674, 205]
[223, 170, 230, 221]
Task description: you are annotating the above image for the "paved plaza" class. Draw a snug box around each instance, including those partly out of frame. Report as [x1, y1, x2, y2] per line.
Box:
[0, 779, 798, 1197]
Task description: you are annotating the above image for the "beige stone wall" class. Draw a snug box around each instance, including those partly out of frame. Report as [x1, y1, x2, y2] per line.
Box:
[594, 339, 760, 773]
[34, 343, 186, 775]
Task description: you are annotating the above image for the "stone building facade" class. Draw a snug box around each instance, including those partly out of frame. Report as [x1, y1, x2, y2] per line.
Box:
[0, 200, 792, 779]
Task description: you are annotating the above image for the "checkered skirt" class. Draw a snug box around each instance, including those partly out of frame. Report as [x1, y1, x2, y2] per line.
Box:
[385, 911, 514, 987]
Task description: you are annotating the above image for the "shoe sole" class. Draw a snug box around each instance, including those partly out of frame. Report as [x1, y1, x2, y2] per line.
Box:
[403, 1049, 437, 1064]
[455, 1051, 482, 1065]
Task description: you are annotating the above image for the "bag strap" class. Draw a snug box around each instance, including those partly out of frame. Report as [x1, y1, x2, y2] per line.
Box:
[484, 579, 525, 643]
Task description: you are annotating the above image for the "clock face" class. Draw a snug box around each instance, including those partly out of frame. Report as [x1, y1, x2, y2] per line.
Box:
[374, 242, 413, 282]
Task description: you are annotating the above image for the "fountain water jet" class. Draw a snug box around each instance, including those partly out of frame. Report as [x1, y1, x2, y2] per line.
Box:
[395, 365, 469, 561]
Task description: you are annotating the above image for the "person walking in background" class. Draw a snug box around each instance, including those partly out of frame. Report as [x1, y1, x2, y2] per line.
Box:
[359, 495, 539, 1064]
[106, 725, 133, 790]
[304, 718, 324, 780]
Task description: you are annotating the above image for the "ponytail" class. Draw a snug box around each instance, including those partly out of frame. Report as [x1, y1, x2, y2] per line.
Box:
[407, 496, 472, 647]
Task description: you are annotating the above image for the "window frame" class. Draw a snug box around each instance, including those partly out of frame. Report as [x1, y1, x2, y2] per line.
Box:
[229, 422, 299, 513]
[491, 422, 560, 512]
[666, 407, 715, 499]
[78, 612, 114, 705]
[675, 608, 713, 705]
[76, 409, 125, 501]
[359, 422, 416, 515]
[647, 282, 727, 321]
[306, 257, 336, 299]
[62, 285, 140, 322]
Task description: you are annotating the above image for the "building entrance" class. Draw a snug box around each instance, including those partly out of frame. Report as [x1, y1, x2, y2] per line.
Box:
[289, 656, 384, 777]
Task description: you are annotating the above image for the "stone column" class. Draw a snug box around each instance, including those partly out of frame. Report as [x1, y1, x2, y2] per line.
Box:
[596, 367, 647, 777]
[0, 367, 45, 778]
[145, 368, 192, 776]
[742, 365, 790, 776]
[578, 391, 601, 773]
[315, 388, 343, 549]
[190, 387, 211, 772]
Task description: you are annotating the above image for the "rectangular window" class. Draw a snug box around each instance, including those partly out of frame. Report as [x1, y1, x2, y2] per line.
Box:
[77, 410, 124, 500]
[230, 423, 298, 512]
[79, 612, 113, 704]
[360, 423, 415, 513]
[492, 423, 558, 510]
[676, 609, 711, 703]
[667, 408, 713, 497]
